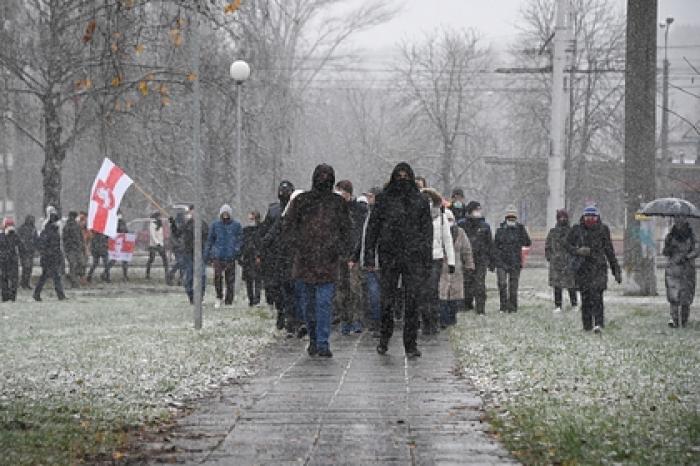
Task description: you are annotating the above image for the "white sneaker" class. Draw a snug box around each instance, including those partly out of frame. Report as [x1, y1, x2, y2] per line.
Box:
[553, 307, 562, 313]
[593, 325, 602, 334]
[214, 299, 221, 309]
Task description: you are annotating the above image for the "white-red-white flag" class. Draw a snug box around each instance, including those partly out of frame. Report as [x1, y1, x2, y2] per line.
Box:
[87, 158, 133, 238]
[108, 233, 136, 262]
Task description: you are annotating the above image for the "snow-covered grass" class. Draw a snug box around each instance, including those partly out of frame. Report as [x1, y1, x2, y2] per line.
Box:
[451, 269, 700, 465]
[0, 286, 276, 465]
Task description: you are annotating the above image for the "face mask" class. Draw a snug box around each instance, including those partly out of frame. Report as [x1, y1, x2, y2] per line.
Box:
[557, 218, 569, 226]
[506, 219, 517, 227]
[453, 201, 463, 209]
[49, 214, 59, 223]
[584, 216, 597, 227]
[472, 210, 482, 218]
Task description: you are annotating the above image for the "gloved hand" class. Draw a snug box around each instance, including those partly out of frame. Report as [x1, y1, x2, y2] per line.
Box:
[577, 246, 591, 256]
[448, 265, 456, 274]
[613, 268, 622, 284]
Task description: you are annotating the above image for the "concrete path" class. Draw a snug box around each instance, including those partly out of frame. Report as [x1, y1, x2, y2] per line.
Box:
[137, 330, 516, 465]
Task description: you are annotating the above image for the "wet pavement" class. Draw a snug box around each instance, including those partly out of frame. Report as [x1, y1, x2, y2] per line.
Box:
[137, 329, 516, 465]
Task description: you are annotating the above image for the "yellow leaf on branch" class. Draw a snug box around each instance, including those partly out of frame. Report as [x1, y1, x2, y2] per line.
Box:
[111, 42, 118, 53]
[186, 72, 197, 82]
[161, 96, 171, 107]
[111, 76, 122, 87]
[134, 44, 145, 55]
[224, 0, 242, 14]
[159, 84, 169, 96]
[137, 80, 149, 96]
[169, 29, 183, 47]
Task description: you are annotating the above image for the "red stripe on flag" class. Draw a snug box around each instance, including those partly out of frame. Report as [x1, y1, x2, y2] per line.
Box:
[92, 165, 126, 234]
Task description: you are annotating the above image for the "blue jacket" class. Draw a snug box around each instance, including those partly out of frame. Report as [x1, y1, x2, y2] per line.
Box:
[205, 219, 242, 261]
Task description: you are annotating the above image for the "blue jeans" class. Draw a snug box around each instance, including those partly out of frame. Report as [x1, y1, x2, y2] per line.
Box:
[366, 271, 381, 322]
[440, 300, 463, 326]
[183, 255, 206, 303]
[303, 282, 336, 351]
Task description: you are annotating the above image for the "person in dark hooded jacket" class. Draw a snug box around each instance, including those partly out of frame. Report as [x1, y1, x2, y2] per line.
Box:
[364, 162, 433, 358]
[0, 218, 24, 301]
[662, 216, 698, 328]
[87, 231, 110, 282]
[566, 205, 621, 333]
[494, 205, 531, 313]
[17, 215, 38, 289]
[205, 204, 243, 308]
[169, 205, 208, 304]
[458, 201, 494, 314]
[63, 211, 86, 288]
[545, 209, 578, 312]
[284, 164, 351, 358]
[240, 211, 263, 306]
[33, 206, 66, 301]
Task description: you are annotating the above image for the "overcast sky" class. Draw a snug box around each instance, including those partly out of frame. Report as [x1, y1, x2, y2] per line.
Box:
[348, 0, 700, 56]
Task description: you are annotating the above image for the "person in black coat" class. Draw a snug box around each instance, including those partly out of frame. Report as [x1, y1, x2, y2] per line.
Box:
[364, 162, 433, 358]
[62, 211, 86, 288]
[169, 205, 208, 304]
[566, 205, 621, 333]
[458, 201, 494, 314]
[240, 211, 263, 307]
[494, 205, 532, 313]
[0, 218, 25, 301]
[87, 231, 110, 282]
[33, 206, 66, 301]
[17, 215, 38, 289]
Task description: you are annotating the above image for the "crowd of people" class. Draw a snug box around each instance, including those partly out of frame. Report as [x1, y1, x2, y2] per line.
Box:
[0, 162, 696, 354]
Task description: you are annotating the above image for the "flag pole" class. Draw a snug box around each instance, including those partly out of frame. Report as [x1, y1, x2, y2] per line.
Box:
[132, 182, 169, 217]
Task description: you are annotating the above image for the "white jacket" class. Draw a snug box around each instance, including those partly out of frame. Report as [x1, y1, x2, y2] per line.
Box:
[149, 220, 164, 247]
[432, 212, 456, 266]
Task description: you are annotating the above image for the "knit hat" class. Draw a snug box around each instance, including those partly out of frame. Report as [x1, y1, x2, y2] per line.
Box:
[46, 205, 58, 217]
[504, 205, 518, 219]
[451, 188, 464, 198]
[465, 201, 481, 215]
[3, 217, 15, 230]
[219, 204, 233, 217]
[556, 209, 569, 220]
[583, 205, 600, 217]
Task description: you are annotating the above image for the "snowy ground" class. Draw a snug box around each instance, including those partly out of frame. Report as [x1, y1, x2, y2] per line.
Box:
[0, 281, 276, 464]
[451, 268, 700, 465]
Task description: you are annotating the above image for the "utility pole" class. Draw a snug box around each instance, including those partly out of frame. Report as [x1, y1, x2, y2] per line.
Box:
[659, 17, 674, 195]
[623, 0, 657, 296]
[546, 0, 573, 230]
[191, 6, 203, 329]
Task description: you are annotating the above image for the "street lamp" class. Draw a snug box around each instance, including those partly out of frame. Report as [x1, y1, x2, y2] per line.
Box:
[230, 59, 250, 219]
[659, 17, 673, 194]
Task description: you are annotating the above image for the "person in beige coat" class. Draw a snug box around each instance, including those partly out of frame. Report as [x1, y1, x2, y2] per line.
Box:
[439, 209, 474, 327]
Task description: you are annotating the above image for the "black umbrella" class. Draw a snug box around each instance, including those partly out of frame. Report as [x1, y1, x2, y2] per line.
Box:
[640, 197, 700, 218]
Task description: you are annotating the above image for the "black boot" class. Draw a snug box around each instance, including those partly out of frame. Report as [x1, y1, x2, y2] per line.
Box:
[681, 305, 690, 328]
[307, 321, 317, 356]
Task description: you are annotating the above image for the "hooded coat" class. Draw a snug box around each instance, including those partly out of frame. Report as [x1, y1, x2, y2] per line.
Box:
[284, 164, 351, 283]
[205, 204, 242, 262]
[38, 219, 63, 267]
[566, 216, 620, 291]
[662, 223, 697, 306]
[494, 220, 532, 271]
[363, 162, 433, 270]
[62, 215, 84, 254]
[0, 229, 24, 266]
[17, 215, 38, 258]
[545, 222, 576, 289]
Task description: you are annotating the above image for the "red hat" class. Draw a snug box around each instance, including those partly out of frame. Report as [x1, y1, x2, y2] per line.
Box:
[3, 217, 15, 229]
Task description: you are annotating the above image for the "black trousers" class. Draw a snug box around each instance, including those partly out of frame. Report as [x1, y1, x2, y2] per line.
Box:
[20, 255, 33, 288]
[245, 276, 262, 305]
[581, 288, 605, 330]
[419, 260, 443, 333]
[146, 245, 168, 278]
[464, 263, 488, 313]
[497, 267, 521, 312]
[554, 287, 578, 308]
[213, 259, 236, 304]
[1, 260, 19, 301]
[379, 262, 424, 350]
[88, 253, 110, 280]
[33, 262, 65, 299]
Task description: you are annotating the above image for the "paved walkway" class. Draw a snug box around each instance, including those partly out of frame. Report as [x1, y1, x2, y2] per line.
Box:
[137, 330, 516, 465]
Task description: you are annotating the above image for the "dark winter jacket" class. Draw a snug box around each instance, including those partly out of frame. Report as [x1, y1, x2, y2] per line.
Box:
[260, 202, 284, 282]
[205, 219, 242, 262]
[458, 217, 494, 269]
[363, 162, 433, 271]
[566, 217, 620, 291]
[494, 221, 531, 271]
[38, 221, 63, 267]
[240, 224, 262, 281]
[284, 164, 352, 283]
[91, 232, 109, 256]
[171, 218, 208, 258]
[168, 213, 186, 254]
[116, 218, 128, 234]
[545, 223, 575, 289]
[17, 216, 38, 259]
[347, 199, 369, 259]
[62, 217, 84, 254]
[662, 224, 697, 306]
[0, 230, 24, 266]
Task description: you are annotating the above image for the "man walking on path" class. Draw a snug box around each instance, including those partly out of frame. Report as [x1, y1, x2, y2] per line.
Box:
[17, 215, 38, 289]
[285, 164, 351, 358]
[459, 201, 494, 314]
[206, 204, 243, 309]
[494, 205, 531, 313]
[170, 206, 208, 305]
[33, 206, 66, 301]
[364, 162, 433, 358]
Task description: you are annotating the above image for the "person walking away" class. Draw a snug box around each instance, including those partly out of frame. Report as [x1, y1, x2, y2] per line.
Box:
[458, 201, 494, 314]
[494, 206, 531, 313]
[17, 215, 38, 289]
[240, 211, 263, 307]
[107, 211, 129, 281]
[62, 211, 86, 288]
[439, 210, 474, 327]
[205, 204, 242, 308]
[169, 205, 208, 305]
[146, 212, 169, 283]
[567, 205, 621, 333]
[364, 162, 433, 358]
[421, 188, 456, 335]
[545, 209, 578, 312]
[33, 206, 66, 301]
[87, 231, 110, 282]
[335, 179, 368, 334]
[0, 218, 24, 301]
[166, 212, 186, 285]
[662, 216, 698, 328]
[284, 164, 351, 358]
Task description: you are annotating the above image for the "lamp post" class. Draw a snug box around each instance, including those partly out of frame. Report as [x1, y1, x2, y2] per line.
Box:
[660, 17, 673, 194]
[230, 60, 250, 218]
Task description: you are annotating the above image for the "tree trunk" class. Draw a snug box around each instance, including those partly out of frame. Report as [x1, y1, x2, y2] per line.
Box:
[42, 95, 65, 213]
[623, 0, 657, 296]
[441, 140, 452, 195]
